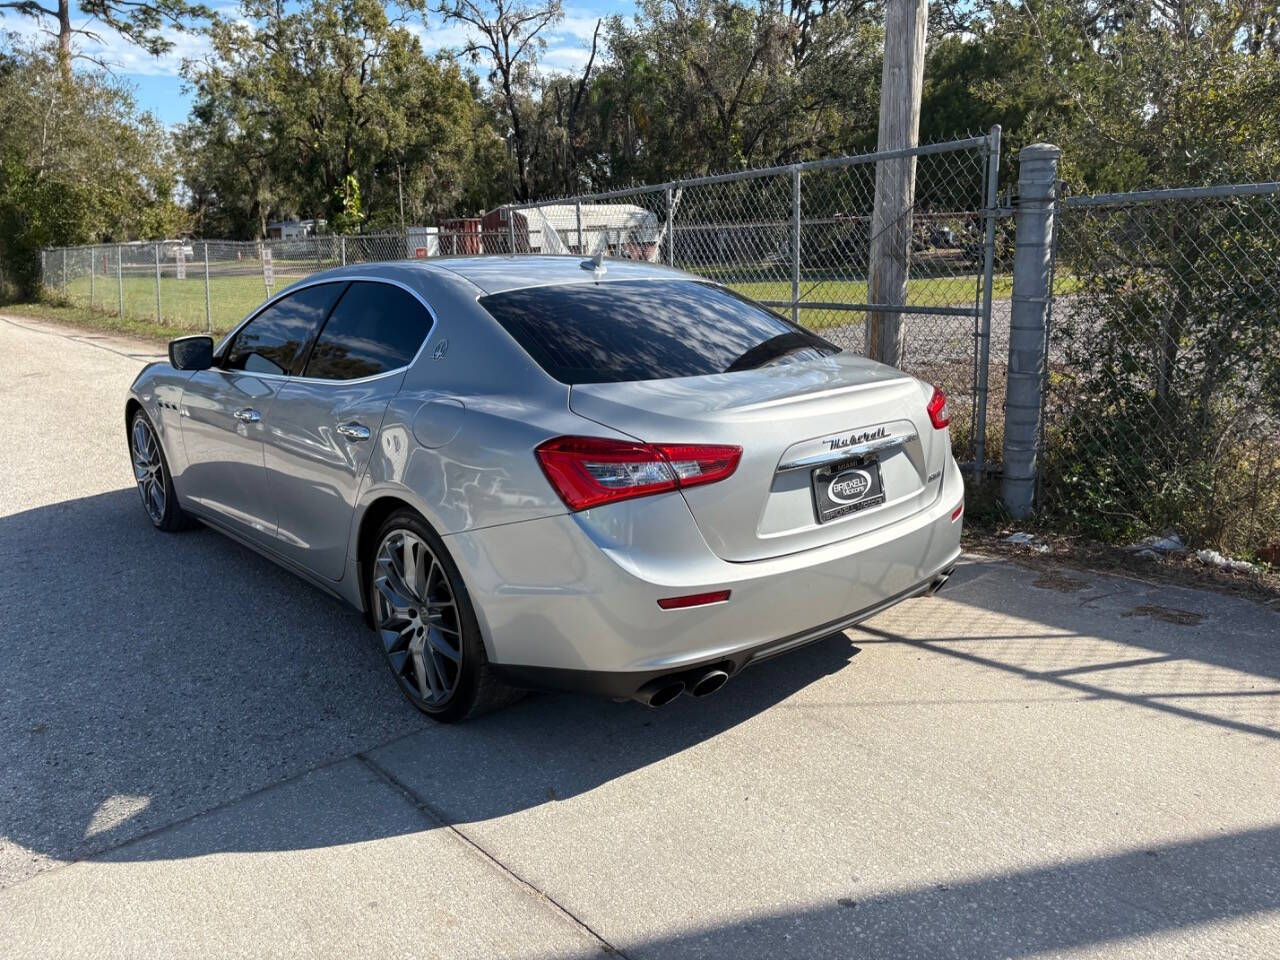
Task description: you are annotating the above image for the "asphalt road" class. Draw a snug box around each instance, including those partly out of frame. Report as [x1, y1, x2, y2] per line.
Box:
[1, 313, 1277, 959]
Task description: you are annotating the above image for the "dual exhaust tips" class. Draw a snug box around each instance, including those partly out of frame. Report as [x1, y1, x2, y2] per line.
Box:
[926, 566, 956, 596]
[634, 667, 730, 708]
[636, 567, 956, 708]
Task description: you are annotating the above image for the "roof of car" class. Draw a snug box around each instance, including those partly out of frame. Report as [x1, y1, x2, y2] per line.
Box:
[420, 254, 686, 295]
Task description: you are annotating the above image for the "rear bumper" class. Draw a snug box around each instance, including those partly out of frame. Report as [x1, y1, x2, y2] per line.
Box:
[444, 453, 964, 688]
[492, 563, 957, 699]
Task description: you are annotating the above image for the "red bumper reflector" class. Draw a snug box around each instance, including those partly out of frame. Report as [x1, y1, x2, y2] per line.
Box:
[657, 590, 731, 610]
[952, 503, 964, 521]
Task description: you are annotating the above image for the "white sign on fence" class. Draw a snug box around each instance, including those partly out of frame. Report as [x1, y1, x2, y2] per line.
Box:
[262, 247, 274, 289]
[175, 244, 186, 280]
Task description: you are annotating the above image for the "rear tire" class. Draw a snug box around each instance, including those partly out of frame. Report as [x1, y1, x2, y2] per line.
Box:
[129, 409, 194, 532]
[367, 509, 520, 722]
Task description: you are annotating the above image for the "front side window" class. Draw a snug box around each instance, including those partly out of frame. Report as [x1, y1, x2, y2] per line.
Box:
[478, 279, 838, 384]
[302, 282, 433, 381]
[223, 283, 347, 376]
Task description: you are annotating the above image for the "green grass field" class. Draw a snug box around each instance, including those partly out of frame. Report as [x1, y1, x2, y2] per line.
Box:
[54, 266, 1024, 337]
[729, 273, 1015, 330]
[58, 267, 317, 336]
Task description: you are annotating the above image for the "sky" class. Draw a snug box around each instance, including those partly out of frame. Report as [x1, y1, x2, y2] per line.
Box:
[3, 0, 629, 127]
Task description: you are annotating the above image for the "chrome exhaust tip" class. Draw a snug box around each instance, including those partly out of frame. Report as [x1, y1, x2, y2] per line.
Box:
[688, 669, 730, 698]
[926, 567, 956, 596]
[634, 678, 686, 708]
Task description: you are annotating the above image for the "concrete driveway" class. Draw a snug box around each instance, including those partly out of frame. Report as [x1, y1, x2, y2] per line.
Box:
[1, 313, 1277, 959]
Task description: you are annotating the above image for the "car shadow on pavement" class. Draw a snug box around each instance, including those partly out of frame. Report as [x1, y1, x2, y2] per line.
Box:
[850, 557, 1280, 743]
[0, 488, 855, 879]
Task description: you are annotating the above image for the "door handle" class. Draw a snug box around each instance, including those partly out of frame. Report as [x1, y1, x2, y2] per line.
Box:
[337, 422, 371, 441]
[233, 407, 261, 423]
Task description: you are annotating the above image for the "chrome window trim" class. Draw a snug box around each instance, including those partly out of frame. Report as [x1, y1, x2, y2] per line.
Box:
[213, 274, 440, 386]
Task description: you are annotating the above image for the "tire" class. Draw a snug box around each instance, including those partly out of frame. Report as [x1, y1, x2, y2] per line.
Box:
[367, 509, 520, 722]
[129, 409, 194, 532]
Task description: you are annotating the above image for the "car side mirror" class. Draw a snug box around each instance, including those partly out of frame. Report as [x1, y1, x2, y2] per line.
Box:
[169, 335, 213, 371]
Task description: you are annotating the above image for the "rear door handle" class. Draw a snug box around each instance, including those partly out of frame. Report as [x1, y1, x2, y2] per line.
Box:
[337, 422, 371, 441]
[233, 407, 261, 423]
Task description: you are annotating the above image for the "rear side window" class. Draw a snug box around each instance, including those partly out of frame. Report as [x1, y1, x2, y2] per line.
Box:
[303, 281, 433, 381]
[223, 283, 346, 376]
[478, 279, 837, 384]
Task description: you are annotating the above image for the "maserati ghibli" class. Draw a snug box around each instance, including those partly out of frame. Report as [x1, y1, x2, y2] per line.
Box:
[126, 256, 962, 721]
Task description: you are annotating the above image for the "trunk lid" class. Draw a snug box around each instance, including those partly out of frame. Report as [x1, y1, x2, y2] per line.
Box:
[569, 353, 949, 562]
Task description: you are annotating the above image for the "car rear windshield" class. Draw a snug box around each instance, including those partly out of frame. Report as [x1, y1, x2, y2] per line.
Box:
[478, 278, 839, 384]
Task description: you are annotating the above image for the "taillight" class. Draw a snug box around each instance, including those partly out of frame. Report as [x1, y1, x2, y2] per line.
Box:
[927, 386, 950, 429]
[535, 436, 742, 511]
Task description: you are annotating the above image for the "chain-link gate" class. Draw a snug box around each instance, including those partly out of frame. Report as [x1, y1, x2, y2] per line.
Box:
[512, 130, 1003, 465]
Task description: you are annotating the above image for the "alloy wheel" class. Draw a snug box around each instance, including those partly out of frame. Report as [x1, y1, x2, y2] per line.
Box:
[372, 529, 463, 706]
[131, 416, 167, 525]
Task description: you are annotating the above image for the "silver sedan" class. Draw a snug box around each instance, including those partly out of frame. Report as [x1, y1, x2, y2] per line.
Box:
[126, 256, 963, 721]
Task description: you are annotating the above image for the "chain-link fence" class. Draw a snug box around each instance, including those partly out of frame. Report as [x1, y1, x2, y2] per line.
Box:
[39, 132, 1004, 463]
[35, 138, 1275, 560]
[513, 130, 1005, 466]
[1042, 183, 1280, 560]
[39, 231, 486, 337]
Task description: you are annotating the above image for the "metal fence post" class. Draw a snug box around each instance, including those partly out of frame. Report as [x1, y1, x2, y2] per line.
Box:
[203, 241, 212, 334]
[89, 245, 95, 307]
[116, 245, 123, 317]
[340, 235, 346, 266]
[61, 248, 67, 293]
[973, 124, 1002, 476]
[154, 242, 162, 322]
[575, 202, 583, 255]
[507, 207, 516, 253]
[791, 167, 802, 324]
[40, 249, 46, 292]
[665, 186, 674, 266]
[1001, 143, 1060, 519]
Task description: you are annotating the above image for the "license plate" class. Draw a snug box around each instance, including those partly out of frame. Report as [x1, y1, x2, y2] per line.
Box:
[812, 457, 886, 523]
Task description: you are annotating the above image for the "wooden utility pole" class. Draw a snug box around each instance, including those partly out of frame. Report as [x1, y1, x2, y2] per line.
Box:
[866, 0, 928, 367]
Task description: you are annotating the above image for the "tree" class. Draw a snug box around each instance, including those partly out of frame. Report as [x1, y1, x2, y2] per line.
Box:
[586, 0, 881, 186]
[516, 16, 602, 196]
[0, 42, 186, 296]
[0, 0, 210, 79]
[926, 0, 1280, 191]
[1000, 0, 1280, 551]
[182, 0, 485, 235]
[429, 0, 565, 201]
